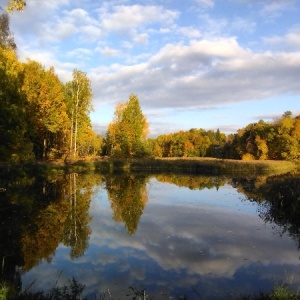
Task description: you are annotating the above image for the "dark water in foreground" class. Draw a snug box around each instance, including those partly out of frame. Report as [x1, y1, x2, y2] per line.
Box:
[0, 171, 299, 299]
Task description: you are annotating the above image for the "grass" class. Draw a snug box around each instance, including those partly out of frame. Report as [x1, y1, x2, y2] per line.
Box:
[234, 284, 300, 300]
[0, 281, 299, 300]
[0, 157, 298, 176]
[0, 284, 9, 300]
[117, 157, 298, 176]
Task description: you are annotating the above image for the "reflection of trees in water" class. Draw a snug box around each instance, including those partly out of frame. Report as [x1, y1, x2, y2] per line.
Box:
[105, 173, 149, 235]
[1, 169, 299, 296]
[230, 176, 268, 202]
[231, 174, 300, 248]
[21, 196, 70, 271]
[257, 174, 300, 248]
[155, 174, 227, 190]
[0, 171, 101, 283]
[156, 172, 300, 248]
[62, 173, 94, 259]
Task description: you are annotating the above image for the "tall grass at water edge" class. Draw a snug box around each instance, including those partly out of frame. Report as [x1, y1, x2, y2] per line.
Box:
[1, 157, 298, 176]
[103, 157, 299, 176]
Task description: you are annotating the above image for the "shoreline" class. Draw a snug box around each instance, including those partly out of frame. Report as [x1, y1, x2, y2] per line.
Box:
[0, 157, 298, 176]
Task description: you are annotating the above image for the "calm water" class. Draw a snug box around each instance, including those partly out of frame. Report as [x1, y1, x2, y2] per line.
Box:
[1, 172, 299, 299]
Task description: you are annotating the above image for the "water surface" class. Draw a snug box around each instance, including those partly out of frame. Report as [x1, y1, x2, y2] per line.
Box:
[1, 172, 299, 299]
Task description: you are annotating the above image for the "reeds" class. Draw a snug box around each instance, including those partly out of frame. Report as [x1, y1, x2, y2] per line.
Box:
[49, 157, 299, 175]
[117, 157, 298, 176]
[2, 157, 297, 176]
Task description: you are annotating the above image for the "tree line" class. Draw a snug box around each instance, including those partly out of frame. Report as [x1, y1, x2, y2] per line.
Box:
[226, 111, 300, 161]
[1, 12, 299, 162]
[146, 111, 300, 161]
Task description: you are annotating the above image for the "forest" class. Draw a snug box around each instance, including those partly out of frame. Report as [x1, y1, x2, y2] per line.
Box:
[1, 11, 300, 163]
[148, 111, 300, 161]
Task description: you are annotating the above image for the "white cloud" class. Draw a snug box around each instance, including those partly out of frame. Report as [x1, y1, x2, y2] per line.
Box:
[95, 46, 121, 57]
[260, 1, 294, 20]
[44, 8, 101, 42]
[90, 36, 300, 115]
[4, 0, 299, 135]
[101, 4, 178, 30]
[194, 0, 214, 8]
[133, 32, 149, 44]
[20, 175, 300, 297]
[47, 22, 78, 41]
[264, 28, 300, 50]
[179, 27, 202, 38]
[230, 17, 256, 33]
[199, 14, 228, 37]
[99, 4, 178, 44]
[67, 48, 93, 58]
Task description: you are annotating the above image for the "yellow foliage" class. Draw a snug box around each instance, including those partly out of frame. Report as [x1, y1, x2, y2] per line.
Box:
[0, 48, 23, 77]
[242, 153, 255, 161]
[292, 117, 300, 140]
[255, 136, 268, 160]
[6, 0, 25, 12]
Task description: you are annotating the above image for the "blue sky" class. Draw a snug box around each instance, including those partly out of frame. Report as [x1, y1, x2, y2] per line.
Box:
[2, 0, 300, 137]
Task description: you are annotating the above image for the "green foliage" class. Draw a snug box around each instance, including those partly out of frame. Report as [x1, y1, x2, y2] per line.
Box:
[0, 283, 9, 300]
[270, 284, 295, 300]
[106, 94, 149, 158]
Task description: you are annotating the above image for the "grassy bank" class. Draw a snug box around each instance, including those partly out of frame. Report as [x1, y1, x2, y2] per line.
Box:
[65, 157, 298, 176]
[0, 157, 298, 176]
[125, 157, 299, 175]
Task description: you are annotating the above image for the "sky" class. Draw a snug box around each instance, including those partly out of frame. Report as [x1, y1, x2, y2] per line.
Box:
[1, 0, 300, 137]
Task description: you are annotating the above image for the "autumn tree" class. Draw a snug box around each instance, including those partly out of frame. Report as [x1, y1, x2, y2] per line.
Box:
[62, 173, 103, 259]
[65, 70, 93, 159]
[77, 128, 102, 157]
[107, 94, 149, 158]
[270, 112, 299, 161]
[21, 196, 70, 271]
[22, 60, 69, 159]
[105, 173, 149, 235]
[5, 0, 26, 12]
[0, 46, 34, 162]
[0, 11, 35, 162]
[149, 128, 224, 158]
[226, 112, 300, 162]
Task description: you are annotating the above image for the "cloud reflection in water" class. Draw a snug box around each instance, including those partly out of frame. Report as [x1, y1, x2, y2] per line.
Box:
[22, 176, 300, 299]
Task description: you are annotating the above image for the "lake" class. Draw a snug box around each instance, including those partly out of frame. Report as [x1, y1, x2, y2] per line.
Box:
[0, 171, 299, 299]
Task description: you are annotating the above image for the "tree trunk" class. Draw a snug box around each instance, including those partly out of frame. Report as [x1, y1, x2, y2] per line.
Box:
[43, 136, 47, 159]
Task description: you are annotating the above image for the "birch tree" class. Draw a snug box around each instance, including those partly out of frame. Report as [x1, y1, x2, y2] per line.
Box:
[65, 70, 93, 159]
